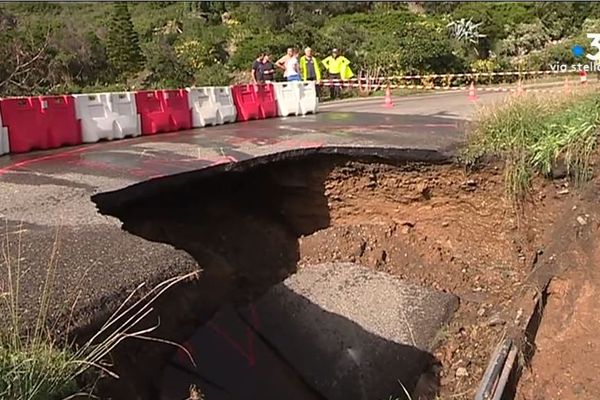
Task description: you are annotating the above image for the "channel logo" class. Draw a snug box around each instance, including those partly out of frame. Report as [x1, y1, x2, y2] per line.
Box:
[571, 44, 585, 57]
[572, 34, 600, 61]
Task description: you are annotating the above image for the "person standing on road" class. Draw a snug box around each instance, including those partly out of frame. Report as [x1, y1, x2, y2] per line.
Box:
[322, 48, 354, 99]
[276, 48, 294, 80]
[252, 52, 265, 83]
[299, 47, 322, 97]
[284, 48, 301, 82]
[261, 53, 275, 82]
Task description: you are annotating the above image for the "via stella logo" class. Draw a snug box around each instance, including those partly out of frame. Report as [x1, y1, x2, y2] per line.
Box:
[572, 34, 600, 61]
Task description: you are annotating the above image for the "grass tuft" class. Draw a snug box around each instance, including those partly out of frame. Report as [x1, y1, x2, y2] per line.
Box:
[464, 89, 600, 202]
[0, 224, 198, 399]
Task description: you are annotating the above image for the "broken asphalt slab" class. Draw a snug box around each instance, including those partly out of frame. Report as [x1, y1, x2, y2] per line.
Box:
[160, 262, 458, 400]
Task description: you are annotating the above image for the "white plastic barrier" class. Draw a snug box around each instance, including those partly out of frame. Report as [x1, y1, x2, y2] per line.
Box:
[273, 82, 301, 117]
[299, 81, 318, 115]
[187, 87, 219, 127]
[0, 113, 8, 155]
[74, 92, 141, 143]
[209, 86, 237, 124]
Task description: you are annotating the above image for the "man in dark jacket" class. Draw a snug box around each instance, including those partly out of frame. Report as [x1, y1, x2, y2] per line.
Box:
[252, 51, 265, 83]
[261, 53, 275, 82]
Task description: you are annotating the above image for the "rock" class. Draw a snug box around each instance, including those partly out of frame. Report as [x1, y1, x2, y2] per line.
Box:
[477, 307, 486, 317]
[455, 367, 469, 378]
[486, 313, 505, 327]
[557, 189, 569, 195]
[441, 221, 449, 227]
[400, 220, 415, 227]
[577, 216, 587, 226]
[465, 179, 477, 187]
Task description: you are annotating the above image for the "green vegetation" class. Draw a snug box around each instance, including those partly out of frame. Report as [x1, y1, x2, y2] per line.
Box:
[465, 89, 600, 202]
[106, 3, 144, 79]
[2, 2, 600, 95]
[0, 230, 197, 399]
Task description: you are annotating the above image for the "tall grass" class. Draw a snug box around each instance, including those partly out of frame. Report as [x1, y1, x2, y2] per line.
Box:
[0, 225, 197, 399]
[465, 89, 600, 202]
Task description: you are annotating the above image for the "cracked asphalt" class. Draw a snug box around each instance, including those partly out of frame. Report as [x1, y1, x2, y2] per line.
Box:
[0, 92, 497, 335]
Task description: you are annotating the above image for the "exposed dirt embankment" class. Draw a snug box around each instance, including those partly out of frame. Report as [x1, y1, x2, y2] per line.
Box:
[515, 175, 600, 400]
[90, 153, 574, 400]
[297, 162, 570, 398]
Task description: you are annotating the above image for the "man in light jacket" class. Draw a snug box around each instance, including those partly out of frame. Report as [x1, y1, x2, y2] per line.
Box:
[299, 47, 322, 97]
[321, 48, 354, 99]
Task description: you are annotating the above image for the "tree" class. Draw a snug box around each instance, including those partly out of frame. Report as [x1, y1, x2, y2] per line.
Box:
[105, 3, 144, 78]
[498, 20, 550, 59]
[447, 18, 487, 57]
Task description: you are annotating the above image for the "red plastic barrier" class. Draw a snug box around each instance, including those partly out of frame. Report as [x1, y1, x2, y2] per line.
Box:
[135, 90, 192, 135]
[42, 96, 81, 148]
[162, 89, 192, 131]
[134, 91, 170, 135]
[256, 84, 277, 119]
[0, 96, 81, 153]
[231, 84, 260, 122]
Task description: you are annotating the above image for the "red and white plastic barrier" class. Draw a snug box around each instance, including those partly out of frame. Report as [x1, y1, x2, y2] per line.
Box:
[0, 96, 81, 153]
[187, 86, 239, 127]
[299, 81, 318, 115]
[0, 112, 8, 155]
[231, 84, 261, 122]
[134, 90, 191, 135]
[231, 83, 278, 121]
[255, 84, 277, 119]
[273, 82, 302, 117]
[271, 81, 319, 117]
[187, 87, 219, 127]
[73, 92, 141, 143]
[210, 86, 237, 124]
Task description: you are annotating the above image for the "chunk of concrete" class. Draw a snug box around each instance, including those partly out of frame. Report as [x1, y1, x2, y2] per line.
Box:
[239, 262, 458, 400]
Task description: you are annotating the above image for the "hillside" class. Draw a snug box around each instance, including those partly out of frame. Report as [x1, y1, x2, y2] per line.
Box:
[1, 1, 600, 96]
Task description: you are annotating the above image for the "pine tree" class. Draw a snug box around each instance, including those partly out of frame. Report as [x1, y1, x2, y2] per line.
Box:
[105, 3, 144, 78]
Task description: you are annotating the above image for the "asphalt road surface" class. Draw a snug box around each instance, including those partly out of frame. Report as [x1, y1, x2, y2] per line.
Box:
[0, 89, 501, 348]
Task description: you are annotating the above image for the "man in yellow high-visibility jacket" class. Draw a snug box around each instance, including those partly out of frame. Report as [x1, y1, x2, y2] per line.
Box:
[321, 48, 354, 99]
[299, 47, 322, 98]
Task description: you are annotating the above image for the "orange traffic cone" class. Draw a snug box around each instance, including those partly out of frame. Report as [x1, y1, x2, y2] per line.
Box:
[580, 70, 588, 85]
[468, 81, 478, 101]
[384, 84, 394, 108]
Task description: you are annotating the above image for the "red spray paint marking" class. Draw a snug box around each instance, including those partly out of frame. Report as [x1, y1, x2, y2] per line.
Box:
[207, 321, 256, 366]
[70, 158, 159, 178]
[181, 303, 261, 368]
[0, 144, 103, 176]
[249, 303, 260, 329]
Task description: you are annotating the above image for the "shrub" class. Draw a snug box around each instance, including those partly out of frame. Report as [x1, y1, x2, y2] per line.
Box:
[465, 90, 600, 201]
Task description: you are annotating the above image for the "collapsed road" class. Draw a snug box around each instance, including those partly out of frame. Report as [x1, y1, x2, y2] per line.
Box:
[0, 90, 512, 399]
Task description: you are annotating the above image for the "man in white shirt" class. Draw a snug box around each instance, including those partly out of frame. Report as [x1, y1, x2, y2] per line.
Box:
[276, 48, 294, 80]
[284, 49, 300, 81]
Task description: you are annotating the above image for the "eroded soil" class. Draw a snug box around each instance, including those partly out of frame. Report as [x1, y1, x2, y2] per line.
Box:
[297, 162, 570, 399]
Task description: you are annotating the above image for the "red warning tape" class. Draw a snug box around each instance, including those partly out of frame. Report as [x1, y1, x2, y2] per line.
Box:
[318, 68, 582, 86]
[320, 80, 597, 94]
